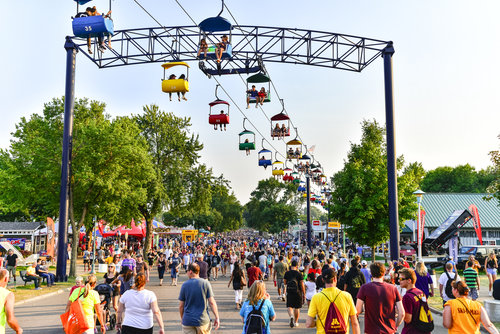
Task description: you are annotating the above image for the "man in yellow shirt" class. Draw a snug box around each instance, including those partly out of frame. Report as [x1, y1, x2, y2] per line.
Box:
[306, 268, 360, 334]
[0, 269, 22, 334]
[25, 263, 41, 290]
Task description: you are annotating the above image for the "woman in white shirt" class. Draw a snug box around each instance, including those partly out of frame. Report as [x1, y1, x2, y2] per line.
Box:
[116, 273, 164, 333]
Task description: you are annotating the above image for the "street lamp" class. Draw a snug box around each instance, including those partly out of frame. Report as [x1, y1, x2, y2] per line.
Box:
[413, 189, 425, 261]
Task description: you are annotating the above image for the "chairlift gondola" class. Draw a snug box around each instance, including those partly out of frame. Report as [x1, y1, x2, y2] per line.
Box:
[161, 62, 190, 97]
[72, 0, 114, 52]
[258, 139, 272, 169]
[272, 152, 284, 178]
[246, 72, 271, 105]
[239, 118, 255, 154]
[198, 1, 233, 62]
[209, 85, 230, 131]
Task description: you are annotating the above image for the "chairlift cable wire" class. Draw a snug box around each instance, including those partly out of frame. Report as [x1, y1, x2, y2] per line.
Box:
[132, 0, 177, 41]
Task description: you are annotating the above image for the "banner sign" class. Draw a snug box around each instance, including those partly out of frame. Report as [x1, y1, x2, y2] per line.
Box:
[449, 236, 459, 262]
[0, 238, 26, 250]
[419, 209, 426, 243]
[468, 204, 483, 245]
[46, 217, 55, 257]
[312, 220, 320, 226]
[328, 222, 341, 228]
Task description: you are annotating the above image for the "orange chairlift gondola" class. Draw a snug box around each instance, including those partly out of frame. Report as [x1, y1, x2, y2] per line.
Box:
[286, 128, 302, 160]
[272, 152, 285, 179]
[258, 139, 272, 169]
[239, 118, 255, 155]
[209, 85, 230, 131]
[271, 100, 291, 139]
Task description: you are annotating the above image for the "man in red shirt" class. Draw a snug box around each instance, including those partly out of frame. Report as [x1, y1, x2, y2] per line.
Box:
[356, 262, 404, 334]
[246, 261, 263, 288]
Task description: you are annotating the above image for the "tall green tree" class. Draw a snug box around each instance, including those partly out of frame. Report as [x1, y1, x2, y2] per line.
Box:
[329, 120, 424, 257]
[134, 105, 208, 256]
[0, 98, 153, 276]
[421, 164, 495, 193]
[244, 178, 300, 233]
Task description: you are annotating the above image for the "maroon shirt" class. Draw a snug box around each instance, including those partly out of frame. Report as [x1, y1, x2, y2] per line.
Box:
[357, 281, 401, 334]
[402, 288, 430, 334]
[247, 266, 262, 287]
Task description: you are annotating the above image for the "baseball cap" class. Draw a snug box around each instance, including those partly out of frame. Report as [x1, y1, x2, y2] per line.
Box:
[361, 260, 367, 266]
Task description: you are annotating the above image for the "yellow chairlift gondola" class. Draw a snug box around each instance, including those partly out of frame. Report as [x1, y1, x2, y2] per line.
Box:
[286, 128, 303, 160]
[272, 151, 285, 179]
[161, 62, 190, 101]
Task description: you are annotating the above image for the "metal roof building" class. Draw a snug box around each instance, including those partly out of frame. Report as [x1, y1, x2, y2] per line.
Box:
[405, 193, 500, 246]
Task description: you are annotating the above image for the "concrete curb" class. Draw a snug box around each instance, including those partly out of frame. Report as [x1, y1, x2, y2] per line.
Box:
[14, 287, 70, 306]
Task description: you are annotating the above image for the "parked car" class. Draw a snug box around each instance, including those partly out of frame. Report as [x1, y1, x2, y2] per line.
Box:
[362, 246, 373, 258]
[400, 244, 416, 258]
[456, 246, 499, 270]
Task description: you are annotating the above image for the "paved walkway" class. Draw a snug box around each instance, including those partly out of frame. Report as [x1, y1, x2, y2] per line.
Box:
[6, 266, 451, 333]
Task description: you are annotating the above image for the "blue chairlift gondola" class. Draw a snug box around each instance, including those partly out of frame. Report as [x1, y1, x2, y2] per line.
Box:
[72, 0, 114, 52]
[258, 139, 272, 169]
[198, 16, 233, 61]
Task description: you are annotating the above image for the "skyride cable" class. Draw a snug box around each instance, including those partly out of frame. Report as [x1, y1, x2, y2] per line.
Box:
[222, 3, 313, 157]
[172, 0, 291, 161]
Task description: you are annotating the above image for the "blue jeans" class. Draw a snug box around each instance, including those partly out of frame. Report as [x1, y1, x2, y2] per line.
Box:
[40, 273, 54, 285]
[25, 275, 40, 288]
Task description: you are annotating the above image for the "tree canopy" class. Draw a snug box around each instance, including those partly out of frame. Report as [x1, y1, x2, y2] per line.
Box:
[420, 164, 496, 193]
[244, 178, 301, 234]
[329, 120, 424, 249]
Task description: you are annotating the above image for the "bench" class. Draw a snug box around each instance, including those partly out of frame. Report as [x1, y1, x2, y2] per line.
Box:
[484, 299, 500, 322]
[19, 271, 44, 286]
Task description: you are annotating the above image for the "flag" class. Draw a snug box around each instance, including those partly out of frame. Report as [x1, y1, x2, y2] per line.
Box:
[46, 217, 55, 258]
[468, 204, 483, 245]
[419, 209, 426, 243]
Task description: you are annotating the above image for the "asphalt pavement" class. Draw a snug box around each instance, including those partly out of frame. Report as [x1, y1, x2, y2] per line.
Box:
[7, 267, 452, 334]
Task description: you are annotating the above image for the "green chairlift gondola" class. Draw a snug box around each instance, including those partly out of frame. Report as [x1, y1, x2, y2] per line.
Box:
[246, 72, 271, 104]
[239, 118, 256, 153]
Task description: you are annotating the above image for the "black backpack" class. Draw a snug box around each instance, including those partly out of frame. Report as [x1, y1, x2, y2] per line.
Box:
[287, 278, 299, 293]
[444, 271, 455, 300]
[244, 300, 266, 334]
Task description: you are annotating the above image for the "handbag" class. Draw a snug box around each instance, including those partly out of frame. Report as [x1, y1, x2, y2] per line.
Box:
[60, 288, 90, 334]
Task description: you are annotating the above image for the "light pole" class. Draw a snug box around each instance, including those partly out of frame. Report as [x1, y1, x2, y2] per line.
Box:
[90, 216, 96, 274]
[413, 190, 425, 261]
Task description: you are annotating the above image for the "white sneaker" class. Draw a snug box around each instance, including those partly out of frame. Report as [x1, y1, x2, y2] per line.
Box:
[489, 291, 492, 297]
[294, 322, 299, 327]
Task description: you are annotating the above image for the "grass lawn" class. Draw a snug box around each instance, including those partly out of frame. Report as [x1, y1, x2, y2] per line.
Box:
[10, 272, 105, 303]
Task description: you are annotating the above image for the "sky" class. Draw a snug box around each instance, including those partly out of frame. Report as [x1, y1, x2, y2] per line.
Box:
[1, 1, 499, 205]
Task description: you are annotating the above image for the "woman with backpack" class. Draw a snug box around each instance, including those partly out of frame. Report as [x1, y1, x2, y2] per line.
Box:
[239, 281, 276, 334]
[443, 280, 499, 334]
[228, 263, 247, 309]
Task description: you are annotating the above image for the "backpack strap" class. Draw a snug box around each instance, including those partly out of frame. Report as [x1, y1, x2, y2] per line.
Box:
[456, 298, 477, 324]
[317, 290, 342, 330]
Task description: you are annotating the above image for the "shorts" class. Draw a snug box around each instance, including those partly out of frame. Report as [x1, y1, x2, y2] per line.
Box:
[469, 288, 478, 300]
[83, 259, 89, 264]
[182, 322, 211, 334]
[276, 278, 285, 291]
[121, 325, 153, 334]
[286, 293, 303, 309]
[487, 268, 497, 276]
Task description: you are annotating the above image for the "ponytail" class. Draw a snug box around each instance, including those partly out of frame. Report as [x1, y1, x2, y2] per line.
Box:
[84, 274, 97, 298]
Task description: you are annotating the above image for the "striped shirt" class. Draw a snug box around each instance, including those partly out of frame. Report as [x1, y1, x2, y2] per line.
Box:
[463, 268, 478, 289]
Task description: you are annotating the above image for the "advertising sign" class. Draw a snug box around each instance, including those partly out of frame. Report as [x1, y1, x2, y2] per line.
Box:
[46, 217, 55, 257]
[328, 222, 340, 229]
[312, 220, 320, 226]
[0, 238, 26, 250]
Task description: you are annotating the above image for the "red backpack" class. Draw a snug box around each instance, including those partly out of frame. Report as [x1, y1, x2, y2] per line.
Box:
[318, 291, 347, 334]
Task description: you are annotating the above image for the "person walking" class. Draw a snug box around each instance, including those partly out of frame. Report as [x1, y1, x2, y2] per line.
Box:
[463, 260, 480, 301]
[157, 253, 167, 286]
[414, 261, 434, 298]
[4, 250, 18, 284]
[169, 252, 181, 286]
[116, 273, 164, 334]
[306, 267, 360, 334]
[273, 255, 288, 301]
[179, 263, 220, 334]
[228, 263, 246, 309]
[239, 281, 276, 334]
[443, 280, 499, 334]
[195, 254, 209, 280]
[283, 260, 305, 328]
[485, 252, 498, 297]
[438, 263, 459, 306]
[355, 262, 404, 334]
[0, 269, 22, 333]
[247, 261, 263, 288]
[399, 268, 432, 334]
[343, 258, 366, 302]
[66, 274, 106, 334]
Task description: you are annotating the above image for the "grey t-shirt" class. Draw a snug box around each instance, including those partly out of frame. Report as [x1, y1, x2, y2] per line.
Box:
[179, 278, 214, 326]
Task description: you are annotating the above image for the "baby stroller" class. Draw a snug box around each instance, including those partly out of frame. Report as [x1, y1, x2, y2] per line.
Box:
[95, 283, 117, 330]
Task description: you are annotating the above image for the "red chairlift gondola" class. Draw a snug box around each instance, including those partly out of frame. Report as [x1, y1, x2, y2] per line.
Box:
[209, 85, 230, 131]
